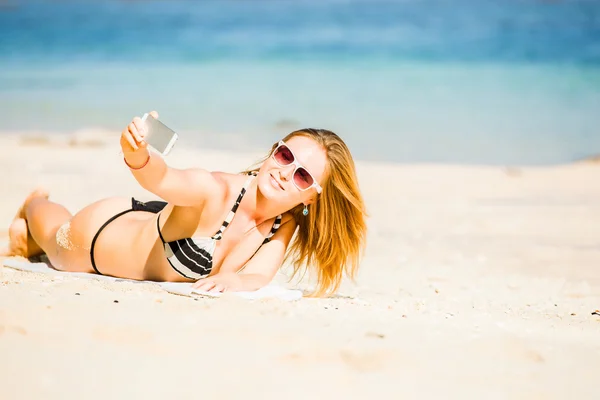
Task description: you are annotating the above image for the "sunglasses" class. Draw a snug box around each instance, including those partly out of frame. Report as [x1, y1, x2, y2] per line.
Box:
[271, 141, 322, 193]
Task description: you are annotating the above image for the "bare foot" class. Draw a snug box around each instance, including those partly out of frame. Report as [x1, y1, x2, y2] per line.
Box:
[3, 189, 49, 258]
[4, 218, 29, 257]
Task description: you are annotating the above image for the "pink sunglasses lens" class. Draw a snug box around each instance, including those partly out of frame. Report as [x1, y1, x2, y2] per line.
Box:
[293, 167, 314, 189]
[273, 145, 294, 165]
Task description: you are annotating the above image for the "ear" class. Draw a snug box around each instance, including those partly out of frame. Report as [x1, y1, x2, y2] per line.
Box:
[303, 196, 318, 206]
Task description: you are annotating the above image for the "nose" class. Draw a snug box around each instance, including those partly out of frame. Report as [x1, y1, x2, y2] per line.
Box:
[279, 164, 295, 181]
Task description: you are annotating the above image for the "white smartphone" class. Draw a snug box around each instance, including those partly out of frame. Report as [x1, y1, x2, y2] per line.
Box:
[140, 113, 179, 156]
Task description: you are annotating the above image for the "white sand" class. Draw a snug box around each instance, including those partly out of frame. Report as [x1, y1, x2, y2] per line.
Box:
[1, 131, 599, 399]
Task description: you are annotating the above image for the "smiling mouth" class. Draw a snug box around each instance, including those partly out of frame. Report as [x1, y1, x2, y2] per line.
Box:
[270, 174, 284, 190]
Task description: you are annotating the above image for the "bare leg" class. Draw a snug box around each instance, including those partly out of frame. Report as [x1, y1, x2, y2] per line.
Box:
[4, 189, 72, 259]
[26, 196, 73, 259]
[6, 192, 161, 277]
[1, 219, 42, 257]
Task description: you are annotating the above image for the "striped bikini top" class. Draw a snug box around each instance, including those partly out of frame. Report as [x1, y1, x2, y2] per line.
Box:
[157, 173, 282, 280]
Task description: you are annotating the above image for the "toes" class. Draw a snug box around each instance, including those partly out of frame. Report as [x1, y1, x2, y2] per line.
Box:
[30, 188, 50, 199]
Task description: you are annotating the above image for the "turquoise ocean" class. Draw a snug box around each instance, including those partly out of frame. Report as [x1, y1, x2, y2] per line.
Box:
[1, 0, 599, 165]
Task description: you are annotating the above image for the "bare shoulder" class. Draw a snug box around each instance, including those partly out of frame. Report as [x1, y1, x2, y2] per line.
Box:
[271, 212, 298, 240]
[153, 166, 228, 207]
[204, 171, 240, 205]
[181, 168, 223, 196]
[279, 211, 297, 226]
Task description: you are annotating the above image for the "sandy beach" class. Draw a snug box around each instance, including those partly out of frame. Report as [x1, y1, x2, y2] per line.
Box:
[1, 131, 599, 399]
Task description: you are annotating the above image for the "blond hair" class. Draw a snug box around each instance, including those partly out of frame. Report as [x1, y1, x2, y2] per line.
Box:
[246, 129, 367, 296]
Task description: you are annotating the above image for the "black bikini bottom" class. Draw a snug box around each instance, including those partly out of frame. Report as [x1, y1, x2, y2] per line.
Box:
[89, 198, 167, 275]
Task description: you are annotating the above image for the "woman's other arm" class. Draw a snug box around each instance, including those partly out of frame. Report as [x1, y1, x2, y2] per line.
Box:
[192, 216, 297, 292]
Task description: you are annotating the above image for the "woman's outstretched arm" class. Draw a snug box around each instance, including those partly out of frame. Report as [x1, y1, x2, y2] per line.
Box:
[192, 215, 297, 292]
[121, 111, 220, 207]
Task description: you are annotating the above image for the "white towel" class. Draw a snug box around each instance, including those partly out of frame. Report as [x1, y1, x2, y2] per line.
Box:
[2, 257, 303, 301]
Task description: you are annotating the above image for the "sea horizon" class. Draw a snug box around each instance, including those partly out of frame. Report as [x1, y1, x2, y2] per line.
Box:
[1, 0, 599, 166]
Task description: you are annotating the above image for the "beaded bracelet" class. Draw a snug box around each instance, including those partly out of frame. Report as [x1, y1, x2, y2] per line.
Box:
[124, 154, 150, 170]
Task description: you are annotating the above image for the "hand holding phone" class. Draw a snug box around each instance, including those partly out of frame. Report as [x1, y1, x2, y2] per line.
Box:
[120, 111, 179, 157]
[140, 113, 179, 156]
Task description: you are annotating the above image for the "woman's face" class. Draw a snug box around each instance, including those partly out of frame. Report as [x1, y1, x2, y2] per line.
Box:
[257, 135, 328, 207]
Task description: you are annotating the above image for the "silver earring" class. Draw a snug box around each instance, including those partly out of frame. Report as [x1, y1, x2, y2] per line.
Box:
[302, 205, 309, 216]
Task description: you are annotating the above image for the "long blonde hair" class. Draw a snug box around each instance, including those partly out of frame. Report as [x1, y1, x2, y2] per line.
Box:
[247, 129, 367, 296]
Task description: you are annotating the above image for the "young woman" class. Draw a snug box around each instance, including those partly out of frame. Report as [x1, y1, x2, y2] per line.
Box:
[4, 111, 367, 296]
